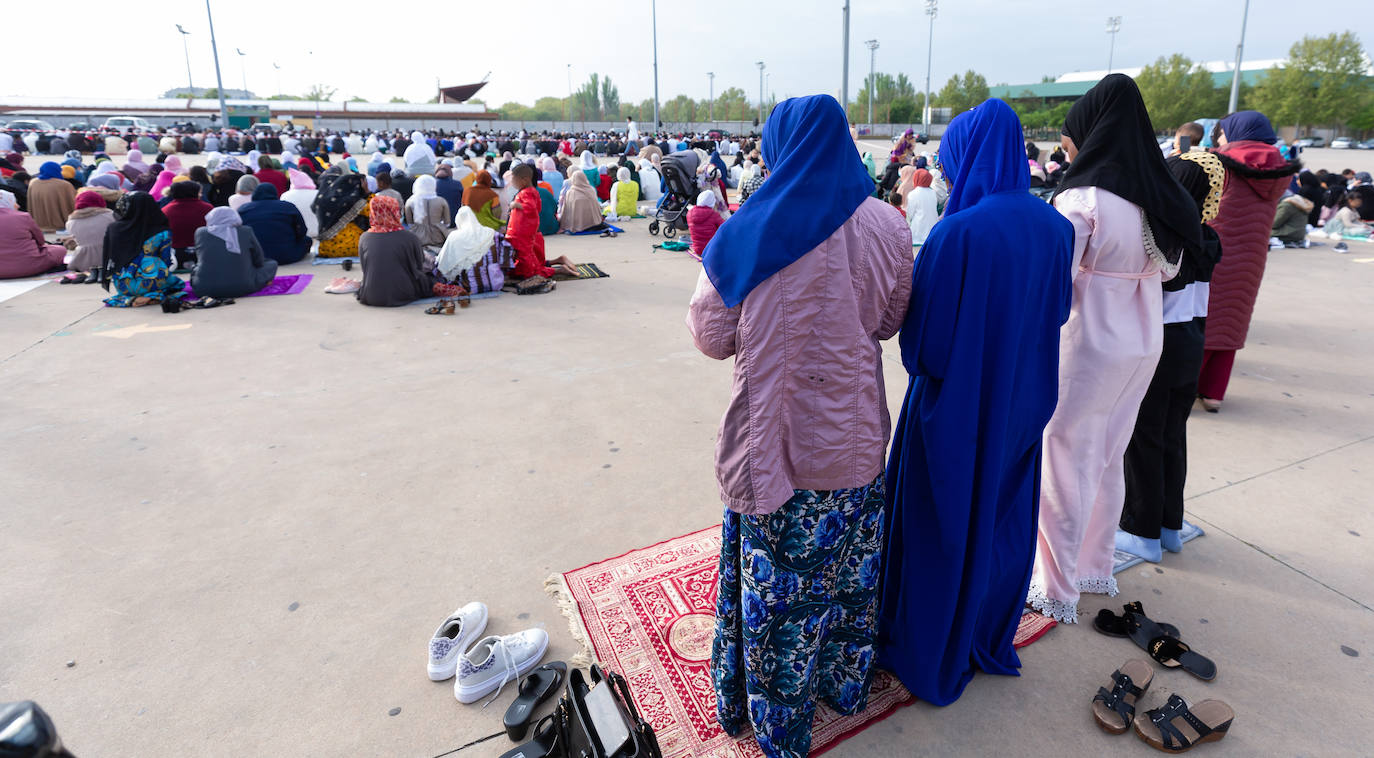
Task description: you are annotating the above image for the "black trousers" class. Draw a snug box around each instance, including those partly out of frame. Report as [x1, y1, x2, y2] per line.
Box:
[1121, 318, 1205, 539]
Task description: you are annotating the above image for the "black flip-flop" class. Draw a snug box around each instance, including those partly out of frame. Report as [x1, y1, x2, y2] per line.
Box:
[1123, 602, 1217, 681]
[503, 661, 566, 741]
[1094, 607, 1179, 639]
[498, 713, 560, 758]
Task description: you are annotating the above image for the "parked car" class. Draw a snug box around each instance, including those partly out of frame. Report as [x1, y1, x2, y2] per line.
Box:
[1295, 136, 1326, 148]
[1330, 137, 1354, 149]
[5, 119, 56, 132]
[102, 116, 156, 131]
[164, 121, 200, 133]
[249, 122, 280, 135]
[66, 121, 96, 131]
[1358, 140, 1374, 150]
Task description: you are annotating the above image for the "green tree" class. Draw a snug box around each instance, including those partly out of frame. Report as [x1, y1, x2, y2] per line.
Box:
[712, 87, 749, 121]
[934, 70, 989, 116]
[662, 94, 696, 122]
[1253, 32, 1371, 131]
[530, 97, 568, 121]
[1135, 54, 1228, 132]
[304, 84, 337, 102]
[388, 96, 408, 103]
[601, 77, 621, 117]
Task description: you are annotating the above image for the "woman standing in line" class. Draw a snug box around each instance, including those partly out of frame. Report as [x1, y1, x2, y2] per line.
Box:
[1028, 74, 1201, 623]
[688, 94, 911, 758]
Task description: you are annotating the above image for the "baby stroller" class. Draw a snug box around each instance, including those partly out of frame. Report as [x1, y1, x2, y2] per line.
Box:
[648, 151, 701, 238]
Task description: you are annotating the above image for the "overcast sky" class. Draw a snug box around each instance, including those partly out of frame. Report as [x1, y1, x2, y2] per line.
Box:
[2, 1, 1355, 106]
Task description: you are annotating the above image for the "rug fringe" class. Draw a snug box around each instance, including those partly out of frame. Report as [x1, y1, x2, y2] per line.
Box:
[543, 573, 596, 668]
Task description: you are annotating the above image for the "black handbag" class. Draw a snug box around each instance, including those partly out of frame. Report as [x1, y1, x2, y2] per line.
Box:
[553, 665, 661, 758]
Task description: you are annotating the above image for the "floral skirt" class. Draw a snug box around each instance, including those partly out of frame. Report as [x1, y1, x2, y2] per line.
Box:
[711, 475, 886, 758]
[103, 257, 187, 308]
[318, 222, 364, 258]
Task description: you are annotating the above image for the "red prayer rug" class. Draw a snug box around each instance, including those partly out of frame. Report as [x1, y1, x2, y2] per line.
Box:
[546, 525, 1056, 757]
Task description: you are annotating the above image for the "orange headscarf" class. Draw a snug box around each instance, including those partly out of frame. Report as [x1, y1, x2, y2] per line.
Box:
[463, 171, 498, 213]
[913, 168, 933, 188]
[368, 195, 403, 232]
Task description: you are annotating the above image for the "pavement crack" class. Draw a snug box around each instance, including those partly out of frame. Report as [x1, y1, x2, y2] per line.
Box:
[0, 306, 104, 365]
[1187, 433, 1373, 501]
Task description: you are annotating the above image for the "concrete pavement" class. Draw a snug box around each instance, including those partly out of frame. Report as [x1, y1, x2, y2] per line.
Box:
[1, 173, 1372, 756]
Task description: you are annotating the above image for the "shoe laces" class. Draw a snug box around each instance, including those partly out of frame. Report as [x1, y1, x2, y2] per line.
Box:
[482, 634, 524, 708]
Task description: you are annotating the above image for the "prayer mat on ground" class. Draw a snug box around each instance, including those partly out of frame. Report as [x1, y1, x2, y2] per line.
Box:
[553, 263, 610, 281]
[546, 525, 1055, 758]
[1113, 520, 1205, 574]
[183, 274, 312, 300]
[311, 256, 361, 265]
[563, 224, 625, 236]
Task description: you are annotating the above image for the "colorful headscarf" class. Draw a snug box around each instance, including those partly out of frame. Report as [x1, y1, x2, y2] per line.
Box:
[74, 191, 107, 209]
[1177, 151, 1225, 224]
[38, 162, 63, 180]
[368, 194, 403, 232]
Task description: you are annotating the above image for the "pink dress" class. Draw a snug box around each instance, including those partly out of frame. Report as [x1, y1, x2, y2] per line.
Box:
[1029, 187, 1164, 622]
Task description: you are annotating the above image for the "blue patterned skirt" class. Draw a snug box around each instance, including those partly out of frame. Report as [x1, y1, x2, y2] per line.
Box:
[711, 475, 886, 758]
[103, 256, 187, 308]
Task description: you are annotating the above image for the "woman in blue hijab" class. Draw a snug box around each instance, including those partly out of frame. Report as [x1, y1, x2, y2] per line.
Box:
[691, 94, 913, 758]
[877, 99, 1075, 706]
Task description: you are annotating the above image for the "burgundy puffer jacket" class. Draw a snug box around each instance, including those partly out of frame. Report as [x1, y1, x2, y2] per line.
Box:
[1204, 142, 1300, 351]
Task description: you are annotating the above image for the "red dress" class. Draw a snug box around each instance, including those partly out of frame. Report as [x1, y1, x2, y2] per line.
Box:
[507, 186, 553, 279]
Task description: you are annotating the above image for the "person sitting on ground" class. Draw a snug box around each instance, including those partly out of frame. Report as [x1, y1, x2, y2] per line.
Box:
[374, 170, 403, 205]
[356, 195, 433, 307]
[738, 160, 767, 203]
[314, 163, 372, 259]
[62, 190, 116, 273]
[464, 171, 503, 231]
[191, 207, 277, 298]
[404, 175, 452, 249]
[162, 180, 213, 266]
[228, 174, 260, 212]
[281, 169, 319, 238]
[239, 184, 311, 265]
[687, 189, 724, 258]
[907, 168, 938, 246]
[558, 170, 605, 234]
[1271, 193, 1315, 247]
[403, 131, 436, 177]
[1324, 192, 1371, 241]
[28, 162, 78, 232]
[433, 164, 464, 225]
[638, 158, 663, 203]
[255, 155, 290, 196]
[100, 192, 188, 307]
[508, 163, 577, 281]
[209, 157, 246, 207]
[539, 156, 564, 201]
[0, 190, 66, 278]
[537, 181, 560, 236]
[604, 167, 639, 221]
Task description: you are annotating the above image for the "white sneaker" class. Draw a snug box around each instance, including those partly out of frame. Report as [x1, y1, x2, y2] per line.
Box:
[427, 602, 489, 681]
[454, 629, 549, 704]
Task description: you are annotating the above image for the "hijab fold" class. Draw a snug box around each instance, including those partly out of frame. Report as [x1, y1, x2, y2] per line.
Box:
[702, 95, 873, 308]
[437, 206, 496, 278]
[368, 195, 403, 233]
[1218, 111, 1277, 145]
[463, 171, 498, 214]
[1053, 73, 1201, 267]
[205, 207, 244, 253]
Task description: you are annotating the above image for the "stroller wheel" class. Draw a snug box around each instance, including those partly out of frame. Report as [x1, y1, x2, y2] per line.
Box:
[663, 224, 677, 239]
[648, 220, 660, 236]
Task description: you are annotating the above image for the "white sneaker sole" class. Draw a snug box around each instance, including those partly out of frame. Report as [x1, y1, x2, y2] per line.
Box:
[453, 634, 550, 704]
[427, 613, 489, 682]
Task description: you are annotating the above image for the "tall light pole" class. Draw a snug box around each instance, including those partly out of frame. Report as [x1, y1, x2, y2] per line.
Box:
[176, 25, 194, 94]
[756, 61, 766, 126]
[205, 0, 229, 127]
[708, 72, 715, 122]
[864, 40, 879, 127]
[272, 62, 281, 97]
[235, 48, 248, 97]
[651, 0, 660, 131]
[923, 0, 937, 135]
[565, 64, 572, 122]
[1106, 16, 1123, 74]
[840, 1, 851, 113]
[1227, 0, 1251, 113]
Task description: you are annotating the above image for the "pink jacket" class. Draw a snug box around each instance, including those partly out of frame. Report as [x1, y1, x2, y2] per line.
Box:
[687, 205, 724, 255]
[687, 197, 913, 515]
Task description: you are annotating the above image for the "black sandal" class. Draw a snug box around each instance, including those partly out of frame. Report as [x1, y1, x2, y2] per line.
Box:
[1123, 602, 1217, 681]
[498, 713, 560, 758]
[1091, 659, 1153, 734]
[503, 661, 566, 740]
[1095, 607, 1179, 639]
[1133, 694, 1234, 752]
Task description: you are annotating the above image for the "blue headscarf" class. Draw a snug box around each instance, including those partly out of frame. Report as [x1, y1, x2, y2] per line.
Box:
[709, 150, 729, 179]
[702, 94, 873, 308]
[939, 99, 1030, 217]
[37, 162, 63, 180]
[1219, 110, 1277, 145]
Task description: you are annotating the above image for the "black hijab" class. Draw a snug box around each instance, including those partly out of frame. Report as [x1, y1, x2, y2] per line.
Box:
[1054, 74, 1201, 265]
[102, 192, 170, 290]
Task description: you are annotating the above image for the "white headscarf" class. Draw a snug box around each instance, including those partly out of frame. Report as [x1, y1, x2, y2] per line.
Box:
[579, 151, 596, 170]
[617, 166, 631, 183]
[696, 189, 717, 209]
[204, 207, 243, 253]
[436, 206, 496, 279]
[408, 175, 439, 225]
[0, 190, 15, 210]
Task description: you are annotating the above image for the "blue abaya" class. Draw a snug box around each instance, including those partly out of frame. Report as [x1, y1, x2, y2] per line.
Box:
[876, 99, 1074, 706]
